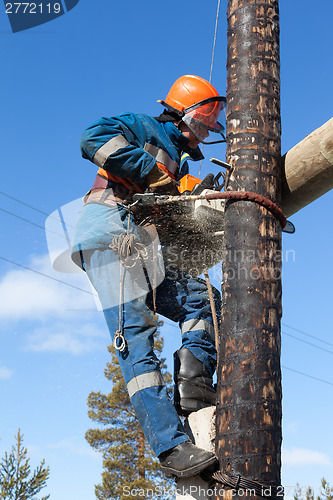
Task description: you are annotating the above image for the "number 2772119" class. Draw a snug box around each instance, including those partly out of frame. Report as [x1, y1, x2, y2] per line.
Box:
[5, 3, 61, 14]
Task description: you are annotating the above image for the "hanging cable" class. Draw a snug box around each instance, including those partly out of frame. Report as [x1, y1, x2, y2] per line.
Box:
[202, 0, 222, 354]
[282, 331, 333, 356]
[0, 190, 51, 217]
[0, 190, 75, 228]
[0, 207, 63, 237]
[0, 255, 93, 295]
[199, 0, 221, 177]
[209, 0, 221, 83]
[282, 322, 333, 347]
[282, 365, 333, 387]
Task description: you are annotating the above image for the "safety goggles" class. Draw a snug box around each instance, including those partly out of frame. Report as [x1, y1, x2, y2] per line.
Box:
[182, 96, 227, 144]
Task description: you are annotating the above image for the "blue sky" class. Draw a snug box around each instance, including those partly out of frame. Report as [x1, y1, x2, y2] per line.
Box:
[0, 0, 332, 498]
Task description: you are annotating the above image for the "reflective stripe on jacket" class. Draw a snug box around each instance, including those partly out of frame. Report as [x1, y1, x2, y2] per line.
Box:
[80, 113, 203, 186]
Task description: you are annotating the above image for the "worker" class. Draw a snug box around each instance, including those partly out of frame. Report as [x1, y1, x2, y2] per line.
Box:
[71, 75, 226, 479]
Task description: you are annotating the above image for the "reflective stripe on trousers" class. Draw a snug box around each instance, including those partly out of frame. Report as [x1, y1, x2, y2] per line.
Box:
[181, 318, 215, 340]
[127, 371, 164, 399]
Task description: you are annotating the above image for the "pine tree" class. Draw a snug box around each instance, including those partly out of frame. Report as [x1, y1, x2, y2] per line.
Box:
[86, 328, 175, 500]
[318, 479, 333, 500]
[0, 429, 50, 500]
[294, 478, 332, 500]
[294, 484, 315, 500]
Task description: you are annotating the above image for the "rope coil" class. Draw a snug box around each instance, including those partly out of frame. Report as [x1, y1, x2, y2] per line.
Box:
[109, 233, 148, 268]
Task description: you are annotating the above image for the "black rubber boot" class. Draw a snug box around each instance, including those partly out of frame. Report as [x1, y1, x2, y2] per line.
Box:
[174, 348, 216, 416]
[159, 441, 218, 478]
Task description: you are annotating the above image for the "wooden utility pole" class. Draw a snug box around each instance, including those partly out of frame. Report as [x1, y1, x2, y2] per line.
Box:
[216, 0, 282, 496]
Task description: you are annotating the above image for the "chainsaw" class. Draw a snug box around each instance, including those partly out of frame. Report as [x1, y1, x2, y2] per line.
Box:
[133, 159, 229, 276]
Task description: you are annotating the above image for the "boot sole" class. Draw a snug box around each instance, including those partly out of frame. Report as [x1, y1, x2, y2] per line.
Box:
[161, 455, 217, 479]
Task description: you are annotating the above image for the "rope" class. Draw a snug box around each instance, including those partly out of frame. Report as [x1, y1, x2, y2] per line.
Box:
[214, 471, 284, 500]
[113, 261, 126, 353]
[199, 0, 221, 177]
[109, 221, 149, 351]
[109, 233, 148, 268]
[203, 269, 220, 367]
[209, 0, 221, 83]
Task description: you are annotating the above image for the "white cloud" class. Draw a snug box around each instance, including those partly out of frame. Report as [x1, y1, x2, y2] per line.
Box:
[0, 366, 13, 380]
[0, 254, 98, 320]
[282, 447, 333, 466]
[0, 254, 107, 355]
[26, 322, 106, 355]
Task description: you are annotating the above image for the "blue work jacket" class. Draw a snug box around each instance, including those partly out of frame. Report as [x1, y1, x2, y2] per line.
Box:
[80, 112, 203, 183]
[72, 112, 203, 261]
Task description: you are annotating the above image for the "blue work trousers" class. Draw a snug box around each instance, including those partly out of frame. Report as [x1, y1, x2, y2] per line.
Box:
[82, 208, 221, 457]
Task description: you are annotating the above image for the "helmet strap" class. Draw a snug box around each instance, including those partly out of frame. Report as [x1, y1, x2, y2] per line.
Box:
[158, 101, 184, 119]
[154, 109, 183, 123]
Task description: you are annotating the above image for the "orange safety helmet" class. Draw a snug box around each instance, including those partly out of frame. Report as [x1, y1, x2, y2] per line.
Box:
[158, 75, 226, 144]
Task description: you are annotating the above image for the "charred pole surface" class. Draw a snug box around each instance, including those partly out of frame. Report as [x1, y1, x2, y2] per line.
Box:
[216, 0, 282, 497]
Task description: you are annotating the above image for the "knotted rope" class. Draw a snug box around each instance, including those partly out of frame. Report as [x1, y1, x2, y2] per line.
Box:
[109, 222, 149, 351]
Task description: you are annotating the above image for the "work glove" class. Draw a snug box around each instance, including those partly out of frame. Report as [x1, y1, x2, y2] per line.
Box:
[145, 162, 180, 195]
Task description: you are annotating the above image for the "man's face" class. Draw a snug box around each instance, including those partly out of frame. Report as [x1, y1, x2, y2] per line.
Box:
[178, 122, 208, 149]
